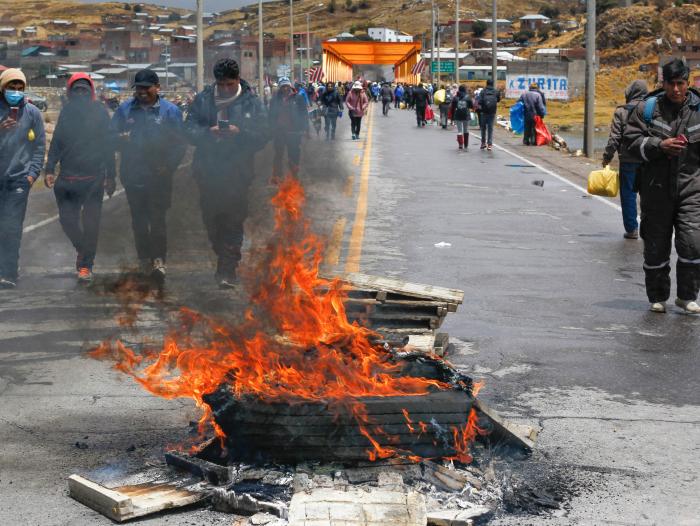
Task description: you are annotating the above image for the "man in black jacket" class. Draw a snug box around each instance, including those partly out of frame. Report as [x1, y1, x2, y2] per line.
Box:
[185, 58, 268, 288]
[320, 82, 343, 140]
[623, 58, 700, 314]
[412, 84, 430, 127]
[268, 77, 308, 178]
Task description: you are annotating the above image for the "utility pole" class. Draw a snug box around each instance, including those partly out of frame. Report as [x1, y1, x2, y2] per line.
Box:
[436, 6, 441, 85]
[164, 39, 170, 90]
[491, 0, 497, 86]
[258, 0, 264, 98]
[289, 0, 294, 83]
[584, 0, 596, 158]
[306, 13, 311, 80]
[431, 0, 435, 83]
[455, 0, 459, 84]
[196, 0, 204, 91]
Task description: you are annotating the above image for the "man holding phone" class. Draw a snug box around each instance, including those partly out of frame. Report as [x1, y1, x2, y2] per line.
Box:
[624, 58, 700, 314]
[0, 68, 46, 289]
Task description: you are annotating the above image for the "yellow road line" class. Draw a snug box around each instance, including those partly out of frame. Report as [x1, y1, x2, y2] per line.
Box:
[344, 106, 374, 273]
[344, 174, 355, 197]
[353, 154, 361, 166]
[324, 217, 347, 267]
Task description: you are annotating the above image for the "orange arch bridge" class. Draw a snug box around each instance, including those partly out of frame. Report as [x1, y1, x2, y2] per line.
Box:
[321, 41, 422, 83]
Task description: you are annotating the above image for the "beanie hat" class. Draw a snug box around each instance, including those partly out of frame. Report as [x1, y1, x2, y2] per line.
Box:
[278, 77, 292, 88]
[0, 68, 27, 90]
[352, 81, 362, 90]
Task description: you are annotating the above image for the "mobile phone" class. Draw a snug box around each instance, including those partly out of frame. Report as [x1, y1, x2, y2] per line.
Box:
[9, 107, 19, 120]
[218, 119, 230, 130]
[677, 134, 688, 145]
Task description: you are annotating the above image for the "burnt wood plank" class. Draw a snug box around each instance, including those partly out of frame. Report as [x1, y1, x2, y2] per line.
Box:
[328, 272, 464, 305]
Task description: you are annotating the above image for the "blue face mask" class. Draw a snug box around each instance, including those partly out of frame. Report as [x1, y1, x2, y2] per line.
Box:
[4, 90, 25, 106]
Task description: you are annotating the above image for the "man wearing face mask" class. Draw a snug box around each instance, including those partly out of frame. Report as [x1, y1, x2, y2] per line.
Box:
[268, 77, 309, 178]
[185, 58, 268, 288]
[44, 73, 116, 283]
[112, 69, 184, 282]
[0, 68, 46, 289]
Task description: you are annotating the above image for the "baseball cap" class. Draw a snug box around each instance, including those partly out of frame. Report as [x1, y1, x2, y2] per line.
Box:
[133, 69, 159, 87]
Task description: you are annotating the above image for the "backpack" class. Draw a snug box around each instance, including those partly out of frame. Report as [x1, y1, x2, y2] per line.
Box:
[444, 91, 453, 104]
[481, 89, 498, 113]
[642, 97, 657, 125]
[457, 98, 468, 111]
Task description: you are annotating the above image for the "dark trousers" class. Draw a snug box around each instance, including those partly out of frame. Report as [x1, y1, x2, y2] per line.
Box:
[640, 185, 700, 302]
[197, 176, 251, 280]
[273, 133, 302, 177]
[523, 114, 537, 146]
[350, 115, 362, 137]
[0, 177, 31, 281]
[54, 177, 104, 269]
[124, 178, 171, 263]
[324, 114, 338, 138]
[439, 104, 449, 127]
[480, 112, 495, 145]
[619, 162, 639, 234]
[394, 98, 401, 108]
[382, 100, 391, 116]
[415, 105, 426, 126]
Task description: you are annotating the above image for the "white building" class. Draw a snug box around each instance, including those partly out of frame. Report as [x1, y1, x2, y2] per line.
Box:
[519, 14, 551, 31]
[367, 27, 413, 43]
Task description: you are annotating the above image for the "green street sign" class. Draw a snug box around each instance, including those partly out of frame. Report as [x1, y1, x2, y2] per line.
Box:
[431, 61, 455, 73]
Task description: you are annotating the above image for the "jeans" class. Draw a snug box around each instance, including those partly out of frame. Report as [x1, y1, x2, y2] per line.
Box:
[0, 177, 31, 281]
[439, 104, 449, 127]
[124, 176, 172, 262]
[350, 115, 362, 137]
[480, 112, 495, 145]
[619, 162, 639, 233]
[324, 114, 338, 138]
[273, 132, 302, 177]
[197, 175, 252, 280]
[523, 114, 536, 146]
[415, 105, 426, 126]
[54, 177, 104, 269]
[382, 100, 391, 116]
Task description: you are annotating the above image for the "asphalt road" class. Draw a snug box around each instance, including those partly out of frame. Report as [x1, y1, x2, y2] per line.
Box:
[0, 104, 698, 525]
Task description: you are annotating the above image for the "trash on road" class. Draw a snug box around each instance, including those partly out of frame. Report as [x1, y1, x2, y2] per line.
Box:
[434, 241, 452, 248]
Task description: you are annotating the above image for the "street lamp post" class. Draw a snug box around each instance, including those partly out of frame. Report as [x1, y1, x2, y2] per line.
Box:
[455, 0, 459, 84]
[289, 0, 294, 82]
[258, 0, 264, 97]
[196, 0, 204, 91]
[584, 0, 596, 158]
[491, 0, 497, 86]
[436, 6, 441, 85]
[430, 0, 435, 83]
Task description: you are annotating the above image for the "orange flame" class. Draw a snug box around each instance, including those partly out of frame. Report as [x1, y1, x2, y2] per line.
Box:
[90, 176, 482, 462]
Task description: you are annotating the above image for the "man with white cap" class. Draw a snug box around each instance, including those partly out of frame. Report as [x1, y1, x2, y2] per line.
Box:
[0, 68, 46, 288]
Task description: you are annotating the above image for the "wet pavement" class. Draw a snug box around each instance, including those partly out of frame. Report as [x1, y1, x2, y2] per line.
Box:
[0, 104, 698, 525]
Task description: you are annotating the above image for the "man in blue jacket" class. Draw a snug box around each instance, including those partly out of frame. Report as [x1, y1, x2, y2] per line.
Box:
[185, 58, 268, 288]
[112, 69, 185, 282]
[0, 69, 46, 288]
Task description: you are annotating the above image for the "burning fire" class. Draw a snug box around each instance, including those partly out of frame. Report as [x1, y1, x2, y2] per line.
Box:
[90, 176, 484, 462]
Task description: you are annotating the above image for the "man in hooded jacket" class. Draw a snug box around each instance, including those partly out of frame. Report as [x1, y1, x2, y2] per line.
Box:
[623, 58, 700, 314]
[602, 79, 648, 240]
[269, 77, 308, 178]
[185, 58, 268, 288]
[45, 73, 116, 282]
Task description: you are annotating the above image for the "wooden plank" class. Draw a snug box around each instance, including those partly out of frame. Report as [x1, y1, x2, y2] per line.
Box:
[474, 399, 537, 451]
[325, 272, 465, 305]
[67, 475, 204, 522]
[165, 450, 231, 485]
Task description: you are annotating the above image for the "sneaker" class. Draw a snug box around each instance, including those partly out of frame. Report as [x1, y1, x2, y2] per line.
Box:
[675, 298, 700, 314]
[480, 143, 487, 150]
[151, 258, 166, 280]
[487, 145, 493, 152]
[649, 302, 666, 313]
[0, 278, 17, 289]
[77, 267, 93, 282]
[624, 230, 639, 240]
[352, 134, 357, 140]
[218, 276, 237, 289]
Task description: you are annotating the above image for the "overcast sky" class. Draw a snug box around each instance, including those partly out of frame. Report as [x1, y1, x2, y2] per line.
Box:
[79, 0, 254, 12]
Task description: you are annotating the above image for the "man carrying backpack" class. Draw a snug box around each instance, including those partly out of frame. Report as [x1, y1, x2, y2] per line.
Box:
[478, 79, 500, 151]
[623, 58, 700, 314]
[602, 80, 648, 240]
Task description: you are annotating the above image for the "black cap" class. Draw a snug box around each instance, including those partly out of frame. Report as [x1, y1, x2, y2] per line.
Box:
[133, 69, 159, 87]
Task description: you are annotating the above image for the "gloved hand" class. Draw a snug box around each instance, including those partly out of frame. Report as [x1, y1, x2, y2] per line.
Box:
[602, 157, 612, 168]
[338, 111, 343, 119]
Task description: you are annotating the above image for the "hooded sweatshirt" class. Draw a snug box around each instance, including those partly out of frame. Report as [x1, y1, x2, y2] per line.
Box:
[46, 72, 116, 180]
[603, 80, 648, 165]
[0, 81, 45, 182]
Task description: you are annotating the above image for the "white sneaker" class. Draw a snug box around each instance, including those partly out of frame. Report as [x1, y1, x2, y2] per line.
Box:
[649, 302, 666, 313]
[675, 298, 700, 314]
[151, 258, 166, 280]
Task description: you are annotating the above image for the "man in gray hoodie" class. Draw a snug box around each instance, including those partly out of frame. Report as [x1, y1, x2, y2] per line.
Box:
[0, 68, 46, 288]
[602, 79, 648, 240]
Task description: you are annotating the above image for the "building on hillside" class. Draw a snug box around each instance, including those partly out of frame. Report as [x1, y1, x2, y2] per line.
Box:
[519, 14, 550, 31]
[0, 27, 16, 38]
[170, 35, 196, 62]
[659, 39, 700, 85]
[458, 64, 506, 81]
[476, 19, 513, 33]
[367, 28, 413, 43]
[505, 59, 585, 101]
[101, 28, 156, 63]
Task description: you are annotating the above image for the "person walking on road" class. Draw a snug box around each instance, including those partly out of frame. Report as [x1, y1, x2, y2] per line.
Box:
[435, 85, 453, 130]
[623, 58, 700, 314]
[450, 85, 473, 151]
[394, 83, 404, 109]
[320, 81, 343, 140]
[478, 79, 500, 151]
[112, 69, 185, 282]
[406, 85, 415, 110]
[602, 79, 648, 241]
[0, 68, 45, 289]
[44, 73, 116, 283]
[345, 81, 369, 140]
[518, 83, 546, 146]
[412, 84, 431, 127]
[380, 82, 393, 116]
[185, 58, 268, 288]
[269, 77, 308, 178]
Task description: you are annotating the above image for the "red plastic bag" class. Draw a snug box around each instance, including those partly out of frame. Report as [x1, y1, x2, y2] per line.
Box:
[535, 116, 552, 146]
[425, 105, 434, 121]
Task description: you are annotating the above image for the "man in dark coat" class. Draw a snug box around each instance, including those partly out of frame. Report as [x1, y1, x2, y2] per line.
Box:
[45, 73, 116, 282]
[380, 83, 394, 116]
[268, 77, 308, 178]
[320, 82, 344, 140]
[602, 79, 648, 239]
[518, 83, 545, 146]
[478, 79, 501, 151]
[412, 84, 431, 127]
[623, 58, 700, 314]
[185, 58, 268, 288]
